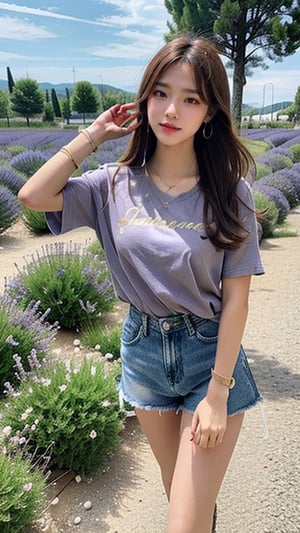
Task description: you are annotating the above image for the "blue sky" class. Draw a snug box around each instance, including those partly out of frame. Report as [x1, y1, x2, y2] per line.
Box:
[0, 0, 299, 106]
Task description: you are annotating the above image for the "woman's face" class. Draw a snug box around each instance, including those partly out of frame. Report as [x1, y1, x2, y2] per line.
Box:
[147, 62, 210, 149]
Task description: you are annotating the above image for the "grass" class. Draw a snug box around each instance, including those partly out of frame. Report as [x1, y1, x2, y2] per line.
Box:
[242, 138, 270, 158]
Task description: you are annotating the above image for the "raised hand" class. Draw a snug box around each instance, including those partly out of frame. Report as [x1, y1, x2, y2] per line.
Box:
[89, 103, 141, 142]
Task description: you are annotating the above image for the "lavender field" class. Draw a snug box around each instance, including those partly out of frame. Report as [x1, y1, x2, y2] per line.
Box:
[0, 127, 300, 236]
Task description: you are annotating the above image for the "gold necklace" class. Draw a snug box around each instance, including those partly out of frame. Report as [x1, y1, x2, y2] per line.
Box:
[146, 162, 197, 208]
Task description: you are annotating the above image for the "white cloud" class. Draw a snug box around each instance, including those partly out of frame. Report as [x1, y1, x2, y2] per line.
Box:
[0, 2, 106, 26]
[90, 29, 164, 59]
[0, 15, 56, 39]
[97, 0, 169, 31]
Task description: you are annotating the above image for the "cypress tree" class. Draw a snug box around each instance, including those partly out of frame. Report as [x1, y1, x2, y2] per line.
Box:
[51, 88, 62, 117]
[6, 67, 15, 94]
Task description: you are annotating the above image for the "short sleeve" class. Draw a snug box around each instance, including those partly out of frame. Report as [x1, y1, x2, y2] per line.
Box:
[45, 166, 109, 235]
[222, 180, 265, 278]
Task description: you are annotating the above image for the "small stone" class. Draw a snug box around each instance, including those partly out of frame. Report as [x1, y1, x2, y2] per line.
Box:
[74, 516, 82, 525]
[84, 500, 92, 510]
[75, 475, 82, 483]
[51, 497, 59, 506]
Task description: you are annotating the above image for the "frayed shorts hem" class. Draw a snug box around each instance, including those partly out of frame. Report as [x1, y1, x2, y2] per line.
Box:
[119, 386, 264, 417]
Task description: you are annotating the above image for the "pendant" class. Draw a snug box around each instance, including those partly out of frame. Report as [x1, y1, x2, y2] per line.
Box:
[163, 201, 169, 208]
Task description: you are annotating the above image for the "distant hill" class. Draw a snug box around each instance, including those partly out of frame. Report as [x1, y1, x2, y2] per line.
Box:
[0, 79, 134, 99]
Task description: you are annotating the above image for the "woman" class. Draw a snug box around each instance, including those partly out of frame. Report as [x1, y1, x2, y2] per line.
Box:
[19, 35, 264, 533]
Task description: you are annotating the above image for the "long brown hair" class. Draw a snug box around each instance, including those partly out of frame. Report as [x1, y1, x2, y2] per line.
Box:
[119, 35, 255, 250]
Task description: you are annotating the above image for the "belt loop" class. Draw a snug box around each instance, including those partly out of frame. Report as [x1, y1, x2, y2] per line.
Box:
[142, 313, 149, 336]
[183, 315, 195, 336]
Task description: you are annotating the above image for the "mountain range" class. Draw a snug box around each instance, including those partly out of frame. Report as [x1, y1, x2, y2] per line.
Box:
[0, 79, 133, 99]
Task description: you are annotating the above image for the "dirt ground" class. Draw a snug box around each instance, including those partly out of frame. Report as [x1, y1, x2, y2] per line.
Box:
[1, 213, 300, 532]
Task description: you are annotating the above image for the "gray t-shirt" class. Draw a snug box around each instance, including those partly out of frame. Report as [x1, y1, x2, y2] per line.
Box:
[46, 164, 264, 320]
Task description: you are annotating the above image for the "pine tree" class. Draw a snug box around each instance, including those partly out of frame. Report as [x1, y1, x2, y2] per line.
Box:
[164, 0, 300, 128]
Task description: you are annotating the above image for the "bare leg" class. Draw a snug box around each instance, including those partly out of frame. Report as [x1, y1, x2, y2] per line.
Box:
[135, 408, 182, 499]
[167, 411, 244, 533]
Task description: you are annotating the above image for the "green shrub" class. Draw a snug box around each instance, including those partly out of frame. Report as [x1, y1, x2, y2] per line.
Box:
[81, 322, 122, 359]
[253, 191, 279, 238]
[290, 144, 300, 163]
[87, 239, 106, 261]
[5, 241, 115, 330]
[255, 162, 272, 180]
[0, 296, 58, 393]
[0, 452, 45, 533]
[21, 205, 50, 234]
[1, 357, 123, 476]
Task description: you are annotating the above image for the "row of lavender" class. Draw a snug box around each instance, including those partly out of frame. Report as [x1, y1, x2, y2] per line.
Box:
[0, 128, 300, 235]
[0, 130, 129, 233]
[244, 128, 300, 229]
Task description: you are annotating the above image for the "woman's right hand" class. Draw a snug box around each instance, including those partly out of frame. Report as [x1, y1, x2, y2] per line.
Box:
[88, 103, 141, 145]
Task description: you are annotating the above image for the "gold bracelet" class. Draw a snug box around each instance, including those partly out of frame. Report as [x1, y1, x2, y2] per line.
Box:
[79, 129, 98, 152]
[211, 368, 235, 389]
[60, 147, 79, 169]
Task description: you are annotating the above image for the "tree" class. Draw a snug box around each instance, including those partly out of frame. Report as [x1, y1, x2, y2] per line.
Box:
[294, 86, 300, 122]
[61, 98, 71, 124]
[71, 81, 99, 122]
[10, 78, 44, 127]
[6, 66, 15, 94]
[51, 88, 62, 117]
[164, 1, 300, 128]
[43, 102, 55, 122]
[0, 90, 11, 127]
[101, 91, 127, 111]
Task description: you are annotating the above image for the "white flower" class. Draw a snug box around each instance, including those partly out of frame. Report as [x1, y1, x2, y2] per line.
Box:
[73, 347, 80, 354]
[21, 412, 29, 421]
[101, 400, 112, 408]
[105, 353, 114, 360]
[2, 426, 12, 437]
[73, 339, 81, 346]
[89, 430, 97, 439]
[23, 482, 32, 492]
[73, 367, 80, 374]
[31, 424, 36, 431]
[90, 365, 96, 376]
[25, 407, 33, 414]
[19, 437, 26, 445]
[41, 378, 51, 386]
[58, 384, 67, 392]
[94, 344, 101, 351]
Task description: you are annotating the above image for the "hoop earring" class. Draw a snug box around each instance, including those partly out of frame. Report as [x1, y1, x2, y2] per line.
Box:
[203, 122, 213, 140]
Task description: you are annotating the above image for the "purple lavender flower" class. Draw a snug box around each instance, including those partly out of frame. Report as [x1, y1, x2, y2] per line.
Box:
[0, 185, 21, 234]
[253, 182, 290, 223]
[0, 165, 26, 194]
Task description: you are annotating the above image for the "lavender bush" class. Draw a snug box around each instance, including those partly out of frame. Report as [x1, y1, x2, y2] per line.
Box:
[5, 241, 115, 330]
[257, 152, 293, 172]
[21, 206, 50, 234]
[290, 144, 300, 163]
[253, 183, 290, 223]
[253, 191, 279, 238]
[0, 452, 45, 532]
[10, 150, 50, 178]
[0, 186, 21, 234]
[259, 171, 298, 208]
[0, 295, 58, 392]
[286, 163, 300, 199]
[1, 357, 123, 476]
[0, 166, 25, 194]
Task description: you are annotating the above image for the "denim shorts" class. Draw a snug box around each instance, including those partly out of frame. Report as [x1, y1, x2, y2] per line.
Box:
[119, 305, 262, 415]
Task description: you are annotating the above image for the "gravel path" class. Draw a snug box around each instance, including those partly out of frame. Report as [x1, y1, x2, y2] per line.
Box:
[1, 211, 299, 533]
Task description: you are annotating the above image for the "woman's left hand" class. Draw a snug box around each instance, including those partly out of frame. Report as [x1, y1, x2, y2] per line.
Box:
[190, 381, 229, 448]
